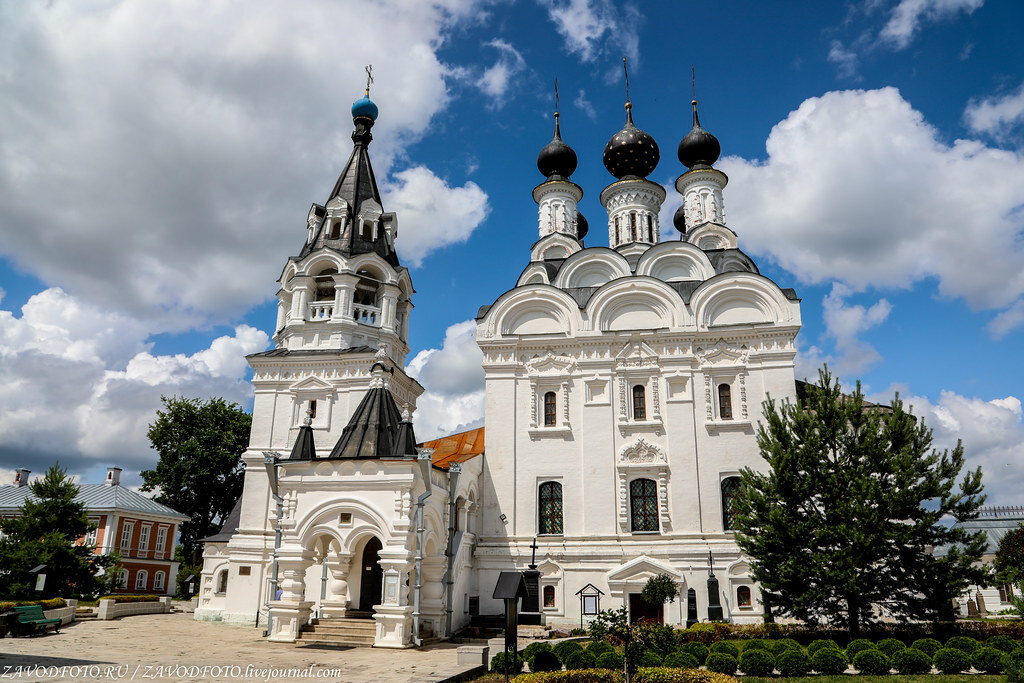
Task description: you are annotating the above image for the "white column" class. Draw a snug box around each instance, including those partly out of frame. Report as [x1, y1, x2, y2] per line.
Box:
[533, 181, 583, 240]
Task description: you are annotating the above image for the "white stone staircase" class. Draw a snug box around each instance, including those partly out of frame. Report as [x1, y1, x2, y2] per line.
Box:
[296, 617, 376, 647]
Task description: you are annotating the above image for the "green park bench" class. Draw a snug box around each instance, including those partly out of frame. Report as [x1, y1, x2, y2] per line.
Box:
[10, 605, 61, 636]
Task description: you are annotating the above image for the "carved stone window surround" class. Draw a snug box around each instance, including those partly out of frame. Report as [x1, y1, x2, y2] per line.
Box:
[616, 439, 672, 533]
[525, 351, 576, 438]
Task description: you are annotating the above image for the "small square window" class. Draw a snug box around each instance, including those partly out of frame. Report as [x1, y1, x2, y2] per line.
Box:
[239, 566, 251, 576]
[339, 512, 353, 526]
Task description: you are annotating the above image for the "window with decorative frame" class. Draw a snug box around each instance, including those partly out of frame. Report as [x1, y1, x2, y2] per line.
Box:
[632, 385, 646, 420]
[120, 522, 134, 552]
[117, 569, 129, 589]
[543, 392, 557, 427]
[721, 476, 742, 531]
[135, 570, 148, 590]
[629, 478, 659, 532]
[543, 585, 556, 608]
[737, 585, 752, 608]
[538, 481, 563, 535]
[526, 352, 575, 437]
[138, 524, 151, 558]
[696, 342, 751, 431]
[718, 384, 733, 420]
[154, 571, 166, 591]
[155, 526, 167, 558]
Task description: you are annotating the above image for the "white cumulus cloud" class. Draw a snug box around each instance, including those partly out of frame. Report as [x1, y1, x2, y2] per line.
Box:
[406, 319, 485, 440]
[475, 39, 527, 108]
[538, 0, 641, 66]
[880, 0, 985, 50]
[964, 79, 1024, 139]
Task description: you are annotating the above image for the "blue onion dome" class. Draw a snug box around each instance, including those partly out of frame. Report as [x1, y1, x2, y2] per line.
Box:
[351, 94, 379, 121]
[537, 113, 578, 179]
[673, 203, 687, 232]
[677, 100, 720, 169]
[576, 211, 588, 239]
[603, 102, 659, 180]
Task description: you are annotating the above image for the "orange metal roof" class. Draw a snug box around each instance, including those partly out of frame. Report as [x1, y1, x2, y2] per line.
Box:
[419, 427, 485, 470]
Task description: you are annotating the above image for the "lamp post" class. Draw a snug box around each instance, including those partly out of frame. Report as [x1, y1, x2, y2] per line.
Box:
[263, 451, 284, 637]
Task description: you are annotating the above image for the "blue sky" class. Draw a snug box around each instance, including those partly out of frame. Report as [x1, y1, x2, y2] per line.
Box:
[1, 0, 1022, 503]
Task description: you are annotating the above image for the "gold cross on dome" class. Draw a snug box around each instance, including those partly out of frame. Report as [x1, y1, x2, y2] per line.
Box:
[365, 64, 374, 95]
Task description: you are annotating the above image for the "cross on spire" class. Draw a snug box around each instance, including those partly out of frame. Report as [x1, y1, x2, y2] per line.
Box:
[364, 64, 374, 96]
[554, 77, 560, 117]
[622, 57, 631, 104]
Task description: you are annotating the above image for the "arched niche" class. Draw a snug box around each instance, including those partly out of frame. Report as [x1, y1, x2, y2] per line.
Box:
[554, 249, 631, 289]
[691, 274, 792, 330]
[587, 279, 687, 332]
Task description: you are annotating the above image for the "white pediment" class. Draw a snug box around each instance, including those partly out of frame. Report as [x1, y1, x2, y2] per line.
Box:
[326, 196, 349, 211]
[615, 339, 659, 368]
[618, 438, 667, 466]
[694, 339, 748, 367]
[728, 560, 751, 576]
[537, 559, 562, 577]
[289, 376, 334, 393]
[525, 350, 576, 377]
[606, 555, 681, 582]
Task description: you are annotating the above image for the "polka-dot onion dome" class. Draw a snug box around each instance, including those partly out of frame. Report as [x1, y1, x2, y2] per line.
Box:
[603, 104, 659, 180]
[677, 101, 720, 169]
[537, 117, 578, 179]
[351, 95, 379, 121]
[576, 211, 589, 239]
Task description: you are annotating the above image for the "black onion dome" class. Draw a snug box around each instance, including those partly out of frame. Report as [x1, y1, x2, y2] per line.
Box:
[603, 103, 659, 180]
[673, 203, 687, 233]
[576, 211, 588, 240]
[537, 113, 578, 179]
[677, 100, 721, 169]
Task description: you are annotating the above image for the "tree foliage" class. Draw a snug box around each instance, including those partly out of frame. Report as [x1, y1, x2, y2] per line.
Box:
[641, 573, 679, 605]
[733, 367, 989, 636]
[995, 524, 1024, 616]
[0, 464, 117, 598]
[141, 396, 251, 565]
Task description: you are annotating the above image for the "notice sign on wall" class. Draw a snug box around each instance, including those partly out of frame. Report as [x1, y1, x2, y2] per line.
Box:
[34, 574, 46, 591]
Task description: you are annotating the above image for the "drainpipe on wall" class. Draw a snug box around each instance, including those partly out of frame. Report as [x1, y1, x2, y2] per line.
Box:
[262, 452, 284, 638]
[442, 463, 461, 639]
[412, 448, 434, 647]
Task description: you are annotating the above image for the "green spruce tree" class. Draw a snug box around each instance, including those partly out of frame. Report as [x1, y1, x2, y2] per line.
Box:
[733, 367, 988, 636]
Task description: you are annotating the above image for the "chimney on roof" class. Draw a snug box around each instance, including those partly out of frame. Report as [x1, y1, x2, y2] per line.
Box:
[13, 469, 30, 487]
[105, 467, 122, 487]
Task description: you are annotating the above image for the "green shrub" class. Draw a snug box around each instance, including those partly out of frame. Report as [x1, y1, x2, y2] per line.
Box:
[945, 635, 979, 655]
[705, 653, 738, 675]
[588, 641, 613, 658]
[767, 638, 801, 657]
[554, 641, 585, 663]
[512, 670, 624, 683]
[1005, 647, 1024, 683]
[708, 641, 739, 659]
[911, 638, 943, 657]
[97, 594, 159, 603]
[739, 648, 775, 676]
[853, 649, 891, 675]
[681, 623, 717, 645]
[564, 651, 598, 671]
[742, 639, 768, 652]
[807, 639, 841, 657]
[972, 646, 1005, 674]
[987, 635, 1018, 652]
[876, 638, 906, 658]
[526, 642, 554, 665]
[776, 649, 810, 678]
[638, 651, 663, 668]
[891, 648, 931, 675]
[677, 642, 708, 665]
[0, 597, 68, 611]
[846, 638, 876, 659]
[811, 647, 848, 675]
[596, 652, 624, 671]
[633, 622, 679, 656]
[492, 651, 524, 674]
[532, 650, 563, 673]
[663, 652, 699, 669]
[630, 669, 739, 683]
[933, 647, 971, 674]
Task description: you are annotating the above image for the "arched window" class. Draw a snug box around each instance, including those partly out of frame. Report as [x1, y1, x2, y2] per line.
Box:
[361, 220, 374, 240]
[153, 571, 166, 591]
[543, 585, 555, 608]
[538, 482, 563, 535]
[216, 570, 228, 594]
[647, 215, 653, 242]
[117, 569, 129, 589]
[614, 217, 620, 244]
[737, 585, 752, 608]
[629, 478, 658, 532]
[718, 383, 733, 420]
[630, 212, 637, 241]
[135, 570, 148, 590]
[329, 219, 342, 239]
[721, 476, 742, 531]
[543, 391, 557, 427]
[632, 385, 646, 420]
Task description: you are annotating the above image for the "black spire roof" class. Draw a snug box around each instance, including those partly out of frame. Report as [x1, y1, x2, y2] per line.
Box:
[677, 100, 721, 170]
[537, 112, 578, 180]
[603, 102, 659, 180]
[286, 414, 317, 461]
[328, 364, 419, 459]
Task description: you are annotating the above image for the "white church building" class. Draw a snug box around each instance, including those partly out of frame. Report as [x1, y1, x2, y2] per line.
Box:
[196, 83, 802, 647]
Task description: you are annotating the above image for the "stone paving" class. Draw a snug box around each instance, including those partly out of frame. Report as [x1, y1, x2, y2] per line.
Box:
[0, 613, 485, 683]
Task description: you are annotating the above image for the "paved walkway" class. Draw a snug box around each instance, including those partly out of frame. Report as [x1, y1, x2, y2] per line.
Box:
[0, 613, 484, 683]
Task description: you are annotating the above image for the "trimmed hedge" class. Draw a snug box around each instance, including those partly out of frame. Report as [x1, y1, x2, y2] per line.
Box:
[945, 635, 979, 655]
[767, 638, 802, 656]
[705, 654, 738, 676]
[492, 652, 524, 675]
[987, 634, 1019, 653]
[708, 641, 739, 659]
[663, 652, 699, 669]
[971, 646, 1005, 674]
[1005, 647, 1024, 683]
[588, 641, 614, 658]
[596, 652, 624, 671]
[807, 639, 840, 657]
[532, 650, 563, 673]
[876, 637, 906, 658]
[97, 594, 160, 603]
[678, 642, 709, 665]
[637, 651, 663, 668]
[742, 639, 768, 652]
[853, 649, 891, 675]
[512, 670, 624, 683]
[776, 649, 810, 678]
[632, 669, 739, 683]
[0, 597, 67, 611]
[846, 638, 876, 659]
[564, 651, 598, 671]
[811, 647, 848, 675]
[554, 641, 585, 663]
[738, 649, 774, 676]
[912, 638, 944, 657]
[933, 647, 971, 674]
[891, 647, 932, 674]
[696, 619, 1024, 645]
[525, 642, 554, 665]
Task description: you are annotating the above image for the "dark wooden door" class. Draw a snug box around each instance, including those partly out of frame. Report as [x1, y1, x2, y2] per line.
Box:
[358, 537, 383, 612]
[629, 593, 664, 624]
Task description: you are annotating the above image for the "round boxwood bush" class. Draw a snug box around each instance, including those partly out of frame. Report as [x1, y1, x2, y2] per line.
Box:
[853, 649, 891, 675]
[553, 640, 584, 663]
[892, 647, 932, 675]
[563, 649, 598, 671]
[912, 638, 943, 657]
[664, 651, 700, 669]
[933, 647, 971, 674]
[744, 638, 769, 652]
[597, 651, 624, 671]
[740, 648, 776, 676]
[876, 638, 906, 658]
[811, 646, 849, 675]
[777, 649, 811, 677]
[706, 653, 739, 676]
[808, 639, 841, 657]
[530, 649, 563, 673]
[709, 641, 740, 658]
[638, 650, 663, 668]
[524, 641, 553, 665]
[678, 641, 709, 665]
[769, 638, 803, 657]
[987, 635, 1019, 653]
[490, 651, 523, 674]
[847, 638, 876, 659]
[588, 640, 614, 658]
[972, 646, 1005, 674]
[946, 635, 979, 655]
[1004, 647, 1024, 683]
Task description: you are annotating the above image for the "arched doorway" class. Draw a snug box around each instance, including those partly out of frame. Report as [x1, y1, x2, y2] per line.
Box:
[357, 537, 383, 614]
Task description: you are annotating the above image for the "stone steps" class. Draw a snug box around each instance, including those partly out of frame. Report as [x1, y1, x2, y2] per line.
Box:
[297, 617, 376, 647]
